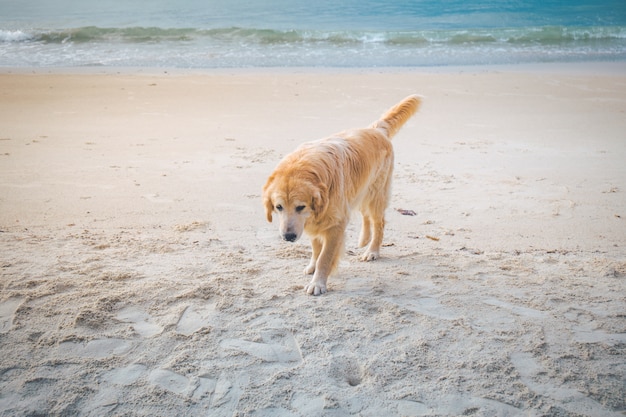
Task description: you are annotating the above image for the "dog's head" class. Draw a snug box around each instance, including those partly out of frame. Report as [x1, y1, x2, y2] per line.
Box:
[263, 171, 327, 243]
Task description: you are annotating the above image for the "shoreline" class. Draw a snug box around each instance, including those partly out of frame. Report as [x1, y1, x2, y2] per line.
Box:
[2, 60, 626, 76]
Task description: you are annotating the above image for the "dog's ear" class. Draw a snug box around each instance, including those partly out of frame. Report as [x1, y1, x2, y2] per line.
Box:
[263, 176, 274, 223]
[311, 182, 328, 219]
[265, 203, 274, 223]
[263, 195, 274, 223]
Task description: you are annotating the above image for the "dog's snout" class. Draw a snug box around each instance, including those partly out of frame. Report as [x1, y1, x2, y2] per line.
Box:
[283, 232, 298, 242]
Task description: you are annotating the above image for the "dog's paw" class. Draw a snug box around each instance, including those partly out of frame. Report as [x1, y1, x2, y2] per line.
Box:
[304, 263, 316, 275]
[360, 250, 379, 262]
[304, 281, 327, 296]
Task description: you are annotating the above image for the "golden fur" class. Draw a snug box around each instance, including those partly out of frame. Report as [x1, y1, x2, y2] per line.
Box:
[263, 95, 421, 295]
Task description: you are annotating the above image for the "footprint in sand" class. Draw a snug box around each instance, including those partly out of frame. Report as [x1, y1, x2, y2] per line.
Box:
[116, 306, 163, 338]
[330, 355, 366, 387]
[220, 329, 302, 363]
[101, 364, 219, 402]
[395, 400, 431, 416]
[101, 363, 147, 385]
[148, 369, 191, 396]
[482, 298, 546, 319]
[423, 393, 521, 416]
[571, 322, 626, 345]
[193, 376, 218, 401]
[210, 373, 249, 414]
[510, 351, 621, 416]
[146, 368, 247, 412]
[291, 393, 326, 416]
[176, 303, 216, 336]
[387, 296, 459, 320]
[57, 338, 132, 358]
[0, 298, 24, 333]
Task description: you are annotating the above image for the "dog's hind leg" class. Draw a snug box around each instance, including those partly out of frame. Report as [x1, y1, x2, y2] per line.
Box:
[358, 214, 372, 248]
[360, 216, 384, 261]
[360, 174, 391, 262]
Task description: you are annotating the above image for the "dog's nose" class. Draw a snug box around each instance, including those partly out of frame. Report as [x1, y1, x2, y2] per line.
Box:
[283, 232, 298, 242]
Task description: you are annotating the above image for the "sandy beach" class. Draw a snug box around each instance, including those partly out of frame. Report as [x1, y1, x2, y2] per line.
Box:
[1, 64, 625, 416]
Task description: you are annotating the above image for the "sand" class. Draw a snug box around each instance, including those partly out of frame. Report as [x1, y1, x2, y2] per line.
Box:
[0, 64, 625, 416]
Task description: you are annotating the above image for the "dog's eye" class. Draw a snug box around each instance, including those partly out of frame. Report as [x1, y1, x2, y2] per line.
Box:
[296, 205, 306, 213]
[275, 204, 283, 212]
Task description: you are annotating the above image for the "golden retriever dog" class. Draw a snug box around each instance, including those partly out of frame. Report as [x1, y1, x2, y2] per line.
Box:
[263, 95, 421, 295]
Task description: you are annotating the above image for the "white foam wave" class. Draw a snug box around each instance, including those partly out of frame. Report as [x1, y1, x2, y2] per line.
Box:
[0, 30, 34, 42]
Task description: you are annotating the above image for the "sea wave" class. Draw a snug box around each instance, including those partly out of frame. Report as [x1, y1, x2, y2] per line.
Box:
[2, 25, 625, 46]
[2, 24, 625, 68]
[0, 30, 36, 42]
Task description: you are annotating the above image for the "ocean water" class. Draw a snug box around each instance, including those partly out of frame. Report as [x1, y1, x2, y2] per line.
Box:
[1, 0, 625, 68]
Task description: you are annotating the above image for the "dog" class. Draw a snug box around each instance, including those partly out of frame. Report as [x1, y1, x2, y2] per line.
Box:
[263, 95, 421, 295]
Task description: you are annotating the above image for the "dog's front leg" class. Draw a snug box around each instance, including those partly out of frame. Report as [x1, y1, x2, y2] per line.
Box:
[305, 227, 344, 296]
[304, 237, 322, 275]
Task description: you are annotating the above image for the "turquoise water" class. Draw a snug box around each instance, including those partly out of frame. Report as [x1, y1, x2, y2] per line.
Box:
[1, 0, 625, 68]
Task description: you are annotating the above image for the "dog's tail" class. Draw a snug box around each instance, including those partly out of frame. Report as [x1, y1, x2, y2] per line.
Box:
[370, 94, 422, 139]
